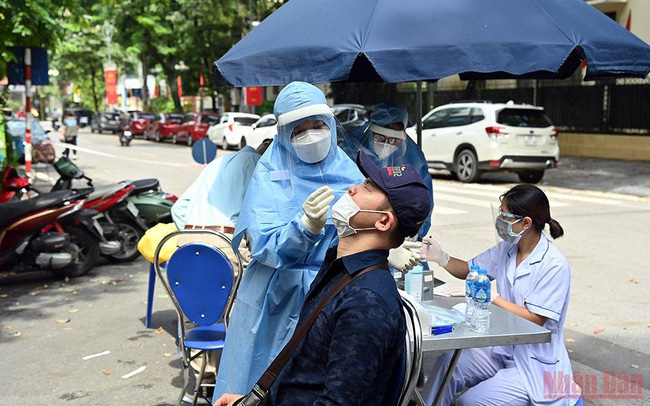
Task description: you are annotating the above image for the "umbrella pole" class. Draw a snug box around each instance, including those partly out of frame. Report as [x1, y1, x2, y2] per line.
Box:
[416, 81, 423, 147]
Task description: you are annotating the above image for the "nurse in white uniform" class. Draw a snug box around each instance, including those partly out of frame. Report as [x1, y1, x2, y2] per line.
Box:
[422, 184, 582, 406]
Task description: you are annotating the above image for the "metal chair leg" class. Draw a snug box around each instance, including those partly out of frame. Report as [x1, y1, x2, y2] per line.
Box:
[146, 262, 156, 328]
[176, 348, 191, 406]
[192, 351, 208, 406]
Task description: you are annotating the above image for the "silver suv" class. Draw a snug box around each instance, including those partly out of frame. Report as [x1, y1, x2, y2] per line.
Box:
[407, 101, 559, 183]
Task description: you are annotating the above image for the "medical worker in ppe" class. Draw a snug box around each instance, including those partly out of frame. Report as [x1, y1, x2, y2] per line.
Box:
[213, 82, 365, 400]
[421, 184, 581, 406]
[344, 102, 433, 271]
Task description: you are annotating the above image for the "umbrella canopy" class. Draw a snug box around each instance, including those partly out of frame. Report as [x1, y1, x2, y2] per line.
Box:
[213, 0, 650, 87]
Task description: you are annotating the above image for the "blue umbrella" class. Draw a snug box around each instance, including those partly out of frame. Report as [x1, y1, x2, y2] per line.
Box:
[213, 0, 650, 86]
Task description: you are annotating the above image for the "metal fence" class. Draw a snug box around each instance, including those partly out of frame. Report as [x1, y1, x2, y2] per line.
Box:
[331, 81, 650, 135]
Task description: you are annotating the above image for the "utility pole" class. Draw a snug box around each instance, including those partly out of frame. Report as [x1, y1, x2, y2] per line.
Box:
[25, 48, 32, 180]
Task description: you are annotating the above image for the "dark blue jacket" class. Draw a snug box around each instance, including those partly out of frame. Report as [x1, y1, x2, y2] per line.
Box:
[271, 247, 405, 405]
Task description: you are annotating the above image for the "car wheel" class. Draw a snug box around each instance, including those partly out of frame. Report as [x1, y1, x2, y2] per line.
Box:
[155, 130, 161, 142]
[172, 134, 177, 144]
[91, 127, 95, 133]
[222, 137, 229, 151]
[55, 226, 100, 277]
[187, 135, 193, 146]
[238, 136, 247, 150]
[455, 149, 481, 183]
[518, 170, 545, 184]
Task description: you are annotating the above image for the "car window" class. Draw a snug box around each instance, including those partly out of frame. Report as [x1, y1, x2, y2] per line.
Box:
[497, 108, 553, 128]
[334, 109, 350, 123]
[6, 120, 46, 137]
[234, 117, 258, 126]
[168, 114, 184, 122]
[444, 107, 471, 127]
[184, 114, 194, 123]
[469, 108, 485, 124]
[257, 118, 277, 128]
[201, 115, 221, 125]
[422, 109, 449, 129]
[140, 114, 155, 120]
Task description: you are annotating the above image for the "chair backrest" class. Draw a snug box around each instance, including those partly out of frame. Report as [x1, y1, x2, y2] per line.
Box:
[154, 229, 244, 328]
[397, 294, 424, 406]
[165, 242, 234, 326]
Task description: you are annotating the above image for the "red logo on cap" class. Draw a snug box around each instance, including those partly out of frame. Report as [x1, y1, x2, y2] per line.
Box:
[386, 165, 406, 177]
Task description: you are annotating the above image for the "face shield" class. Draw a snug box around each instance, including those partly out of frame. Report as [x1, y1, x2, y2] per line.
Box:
[271, 103, 360, 208]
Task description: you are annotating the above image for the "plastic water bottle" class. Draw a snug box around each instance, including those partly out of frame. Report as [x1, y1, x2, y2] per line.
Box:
[472, 268, 491, 333]
[465, 266, 479, 327]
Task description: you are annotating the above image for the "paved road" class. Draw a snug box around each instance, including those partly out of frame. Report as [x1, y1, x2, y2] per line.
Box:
[2, 124, 648, 405]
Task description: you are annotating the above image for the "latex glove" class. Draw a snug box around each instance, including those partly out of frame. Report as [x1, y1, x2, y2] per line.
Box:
[420, 236, 450, 267]
[301, 186, 335, 235]
[388, 240, 422, 272]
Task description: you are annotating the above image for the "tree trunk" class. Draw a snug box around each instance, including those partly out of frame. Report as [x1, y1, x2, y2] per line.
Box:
[163, 65, 183, 113]
[88, 60, 101, 113]
[141, 52, 149, 110]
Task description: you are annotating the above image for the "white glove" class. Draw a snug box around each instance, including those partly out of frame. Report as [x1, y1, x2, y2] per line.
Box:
[301, 186, 335, 235]
[419, 236, 450, 267]
[388, 241, 422, 272]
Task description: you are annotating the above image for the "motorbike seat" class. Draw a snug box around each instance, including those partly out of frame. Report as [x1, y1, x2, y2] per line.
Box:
[0, 190, 75, 230]
[130, 178, 160, 195]
[88, 183, 127, 202]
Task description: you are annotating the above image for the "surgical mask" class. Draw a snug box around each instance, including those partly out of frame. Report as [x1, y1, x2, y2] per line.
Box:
[291, 129, 331, 163]
[373, 141, 398, 159]
[331, 193, 388, 237]
[495, 216, 524, 244]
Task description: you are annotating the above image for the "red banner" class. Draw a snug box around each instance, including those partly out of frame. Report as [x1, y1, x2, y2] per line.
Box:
[245, 87, 263, 106]
[104, 68, 118, 105]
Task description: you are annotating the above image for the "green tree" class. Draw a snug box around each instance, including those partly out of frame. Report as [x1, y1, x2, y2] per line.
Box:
[0, 0, 84, 77]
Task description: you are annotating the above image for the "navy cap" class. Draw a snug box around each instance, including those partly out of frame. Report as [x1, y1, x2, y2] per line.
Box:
[356, 151, 431, 239]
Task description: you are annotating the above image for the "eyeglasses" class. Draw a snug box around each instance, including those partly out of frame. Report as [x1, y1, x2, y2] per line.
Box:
[498, 207, 523, 220]
[373, 134, 402, 146]
[291, 121, 327, 137]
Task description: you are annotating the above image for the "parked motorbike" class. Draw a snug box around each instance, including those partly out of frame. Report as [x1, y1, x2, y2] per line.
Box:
[0, 158, 178, 261]
[0, 190, 119, 277]
[119, 126, 133, 146]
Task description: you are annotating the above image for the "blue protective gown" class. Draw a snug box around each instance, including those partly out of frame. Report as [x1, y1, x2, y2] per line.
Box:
[343, 103, 433, 239]
[214, 82, 364, 398]
[171, 146, 261, 229]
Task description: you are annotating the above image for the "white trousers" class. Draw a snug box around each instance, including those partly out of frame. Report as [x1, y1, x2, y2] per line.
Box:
[422, 347, 530, 406]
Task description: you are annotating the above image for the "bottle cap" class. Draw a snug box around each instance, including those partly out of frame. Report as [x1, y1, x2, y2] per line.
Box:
[478, 268, 488, 275]
[470, 265, 480, 271]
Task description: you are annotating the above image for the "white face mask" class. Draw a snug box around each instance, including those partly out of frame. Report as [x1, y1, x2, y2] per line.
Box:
[495, 216, 524, 244]
[291, 129, 332, 163]
[373, 141, 398, 159]
[331, 193, 389, 237]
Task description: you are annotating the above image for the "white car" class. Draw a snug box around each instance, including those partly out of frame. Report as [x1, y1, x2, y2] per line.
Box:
[406, 101, 559, 183]
[245, 114, 278, 149]
[207, 112, 260, 150]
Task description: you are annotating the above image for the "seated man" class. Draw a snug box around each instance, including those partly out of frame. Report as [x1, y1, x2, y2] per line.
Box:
[216, 151, 432, 406]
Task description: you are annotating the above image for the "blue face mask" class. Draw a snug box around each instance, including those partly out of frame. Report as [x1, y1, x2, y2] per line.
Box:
[495, 216, 524, 244]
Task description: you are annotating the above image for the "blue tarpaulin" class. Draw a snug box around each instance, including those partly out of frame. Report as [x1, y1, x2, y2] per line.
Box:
[214, 0, 650, 87]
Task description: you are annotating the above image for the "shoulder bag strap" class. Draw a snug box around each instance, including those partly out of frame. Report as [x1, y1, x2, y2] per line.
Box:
[256, 261, 389, 392]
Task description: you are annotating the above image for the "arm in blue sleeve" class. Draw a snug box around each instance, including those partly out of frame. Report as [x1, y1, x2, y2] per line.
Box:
[247, 211, 325, 269]
[171, 172, 203, 229]
[417, 154, 434, 240]
[312, 291, 401, 406]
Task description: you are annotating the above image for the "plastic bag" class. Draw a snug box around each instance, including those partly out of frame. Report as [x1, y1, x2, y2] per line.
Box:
[420, 302, 465, 327]
[137, 223, 179, 263]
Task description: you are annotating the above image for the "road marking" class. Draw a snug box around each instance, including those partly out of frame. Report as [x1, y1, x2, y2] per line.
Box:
[433, 205, 467, 215]
[435, 193, 493, 208]
[435, 184, 571, 207]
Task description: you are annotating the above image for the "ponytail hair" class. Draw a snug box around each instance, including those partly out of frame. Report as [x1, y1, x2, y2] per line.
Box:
[548, 218, 564, 239]
[501, 184, 565, 239]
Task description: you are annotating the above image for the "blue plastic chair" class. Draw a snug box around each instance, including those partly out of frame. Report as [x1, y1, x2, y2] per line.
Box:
[154, 229, 243, 406]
